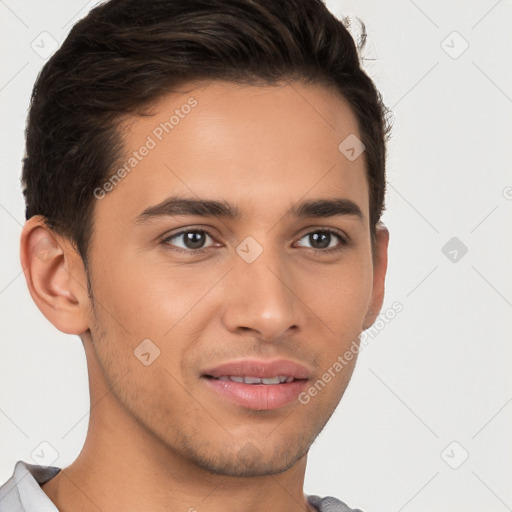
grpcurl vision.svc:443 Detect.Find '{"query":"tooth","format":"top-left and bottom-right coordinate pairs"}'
top-left (261, 376), bottom-right (280, 385)
top-left (223, 375), bottom-right (294, 384)
top-left (243, 376), bottom-right (262, 384)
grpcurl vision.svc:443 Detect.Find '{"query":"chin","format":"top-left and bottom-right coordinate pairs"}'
top-left (183, 436), bottom-right (312, 477)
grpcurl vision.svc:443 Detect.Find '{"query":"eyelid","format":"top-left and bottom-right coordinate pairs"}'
top-left (296, 226), bottom-right (348, 243)
top-left (294, 227), bottom-right (349, 252)
top-left (161, 227), bottom-right (219, 252)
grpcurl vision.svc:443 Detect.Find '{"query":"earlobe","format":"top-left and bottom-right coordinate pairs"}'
top-left (363, 222), bottom-right (389, 330)
top-left (20, 216), bottom-right (90, 335)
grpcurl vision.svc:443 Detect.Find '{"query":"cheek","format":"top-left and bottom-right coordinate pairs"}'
top-left (90, 249), bottom-right (209, 337)
top-left (89, 230), bottom-right (373, 357)
top-left (88, 250), bottom-right (231, 381)
top-left (299, 252), bottom-right (374, 341)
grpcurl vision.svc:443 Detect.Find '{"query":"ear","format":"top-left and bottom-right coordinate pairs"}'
top-left (20, 216), bottom-right (90, 335)
top-left (363, 222), bottom-right (389, 330)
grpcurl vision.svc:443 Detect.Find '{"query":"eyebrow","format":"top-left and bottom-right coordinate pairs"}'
top-left (134, 196), bottom-right (364, 224)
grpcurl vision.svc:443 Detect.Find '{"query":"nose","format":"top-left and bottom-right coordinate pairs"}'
top-left (220, 243), bottom-right (302, 342)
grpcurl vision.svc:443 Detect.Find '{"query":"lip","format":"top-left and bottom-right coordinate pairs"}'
top-left (201, 358), bottom-right (311, 410)
top-left (202, 358), bottom-right (311, 380)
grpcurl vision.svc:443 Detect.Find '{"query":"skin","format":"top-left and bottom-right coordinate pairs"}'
top-left (21, 80), bottom-right (389, 512)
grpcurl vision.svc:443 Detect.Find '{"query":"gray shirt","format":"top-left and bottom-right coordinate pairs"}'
top-left (0, 460), bottom-right (363, 512)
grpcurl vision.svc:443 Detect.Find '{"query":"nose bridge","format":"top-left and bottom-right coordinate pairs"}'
top-left (222, 235), bottom-right (299, 339)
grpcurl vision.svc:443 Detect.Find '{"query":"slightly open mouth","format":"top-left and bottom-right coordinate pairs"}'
top-left (204, 375), bottom-right (299, 385)
top-left (202, 372), bottom-right (310, 410)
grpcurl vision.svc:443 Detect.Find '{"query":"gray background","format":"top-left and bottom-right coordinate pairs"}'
top-left (1, 1), bottom-right (511, 511)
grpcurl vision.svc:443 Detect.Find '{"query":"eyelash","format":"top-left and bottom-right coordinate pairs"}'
top-left (160, 228), bottom-right (349, 255)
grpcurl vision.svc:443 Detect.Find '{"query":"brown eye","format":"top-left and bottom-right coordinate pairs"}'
top-left (162, 230), bottom-right (215, 252)
top-left (296, 229), bottom-right (347, 253)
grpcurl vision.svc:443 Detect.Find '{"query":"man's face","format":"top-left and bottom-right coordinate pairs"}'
top-left (81, 80), bottom-right (386, 476)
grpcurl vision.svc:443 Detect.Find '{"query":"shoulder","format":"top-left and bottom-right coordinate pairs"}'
top-left (307, 494), bottom-right (365, 512)
top-left (0, 460), bottom-right (61, 512)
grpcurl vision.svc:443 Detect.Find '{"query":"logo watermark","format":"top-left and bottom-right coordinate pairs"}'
top-left (298, 301), bottom-right (403, 404)
top-left (93, 96), bottom-right (198, 199)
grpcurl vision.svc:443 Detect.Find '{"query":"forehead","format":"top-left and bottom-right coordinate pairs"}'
top-left (96, 80), bottom-right (369, 226)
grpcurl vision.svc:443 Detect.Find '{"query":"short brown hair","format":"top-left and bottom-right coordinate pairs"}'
top-left (22, 0), bottom-right (392, 266)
